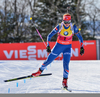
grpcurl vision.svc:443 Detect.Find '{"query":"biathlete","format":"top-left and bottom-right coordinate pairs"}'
top-left (32, 13), bottom-right (84, 89)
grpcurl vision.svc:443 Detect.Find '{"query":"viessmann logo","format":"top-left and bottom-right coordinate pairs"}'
top-left (3, 46), bottom-right (79, 60)
top-left (2, 42), bottom-right (95, 60)
top-left (83, 41), bottom-right (94, 46)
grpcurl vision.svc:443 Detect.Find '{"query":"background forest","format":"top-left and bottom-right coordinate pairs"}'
top-left (0, 0), bottom-right (100, 43)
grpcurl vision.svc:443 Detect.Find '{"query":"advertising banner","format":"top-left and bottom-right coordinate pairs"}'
top-left (0, 40), bottom-right (97, 60)
top-left (71, 40), bottom-right (97, 60)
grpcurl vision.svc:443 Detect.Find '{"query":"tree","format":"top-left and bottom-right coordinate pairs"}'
top-left (85, 0), bottom-right (100, 39)
top-left (0, 0), bottom-right (13, 43)
top-left (0, 0), bottom-right (30, 43)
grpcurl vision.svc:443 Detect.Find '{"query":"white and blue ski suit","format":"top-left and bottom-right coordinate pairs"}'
top-left (40, 22), bottom-right (83, 79)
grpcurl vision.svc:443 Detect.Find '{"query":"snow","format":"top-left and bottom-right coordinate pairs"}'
top-left (0, 60), bottom-right (100, 93)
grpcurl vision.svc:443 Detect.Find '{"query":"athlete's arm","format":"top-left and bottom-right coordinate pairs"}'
top-left (73, 25), bottom-right (83, 47)
top-left (73, 25), bottom-right (84, 55)
top-left (47, 25), bottom-right (59, 46)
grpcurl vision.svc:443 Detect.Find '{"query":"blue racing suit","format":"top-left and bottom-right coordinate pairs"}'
top-left (40, 22), bottom-right (83, 79)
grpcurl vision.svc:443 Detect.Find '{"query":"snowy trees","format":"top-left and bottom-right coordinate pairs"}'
top-left (0, 0), bottom-right (100, 43)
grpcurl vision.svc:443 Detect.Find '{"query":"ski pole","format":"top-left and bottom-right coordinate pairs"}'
top-left (35, 27), bottom-right (47, 47)
top-left (30, 17), bottom-right (47, 47)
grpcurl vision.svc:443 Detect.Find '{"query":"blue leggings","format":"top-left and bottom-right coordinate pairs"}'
top-left (40, 42), bottom-right (71, 79)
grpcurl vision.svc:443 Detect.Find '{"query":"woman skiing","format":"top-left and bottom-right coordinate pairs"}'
top-left (32, 13), bottom-right (84, 89)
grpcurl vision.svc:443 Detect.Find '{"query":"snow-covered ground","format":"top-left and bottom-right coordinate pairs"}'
top-left (0, 60), bottom-right (100, 93)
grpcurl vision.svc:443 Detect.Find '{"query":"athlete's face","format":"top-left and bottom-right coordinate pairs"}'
top-left (63, 20), bottom-right (71, 27)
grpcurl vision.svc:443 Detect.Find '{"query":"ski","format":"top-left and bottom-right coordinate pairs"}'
top-left (61, 87), bottom-right (72, 92)
top-left (4, 73), bottom-right (52, 82)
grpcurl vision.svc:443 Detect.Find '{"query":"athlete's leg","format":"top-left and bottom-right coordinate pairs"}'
top-left (62, 47), bottom-right (71, 87)
top-left (63, 47), bottom-right (71, 79)
top-left (40, 43), bottom-right (65, 71)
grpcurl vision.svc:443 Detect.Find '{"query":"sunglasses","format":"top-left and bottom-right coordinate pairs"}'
top-left (63, 20), bottom-right (71, 24)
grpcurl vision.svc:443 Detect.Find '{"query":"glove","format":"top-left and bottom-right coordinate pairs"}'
top-left (46, 46), bottom-right (51, 53)
top-left (80, 47), bottom-right (84, 55)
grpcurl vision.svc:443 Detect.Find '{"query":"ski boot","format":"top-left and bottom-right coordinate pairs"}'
top-left (62, 78), bottom-right (68, 89)
top-left (32, 68), bottom-right (43, 77)
top-left (62, 78), bottom-right (72, 92)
